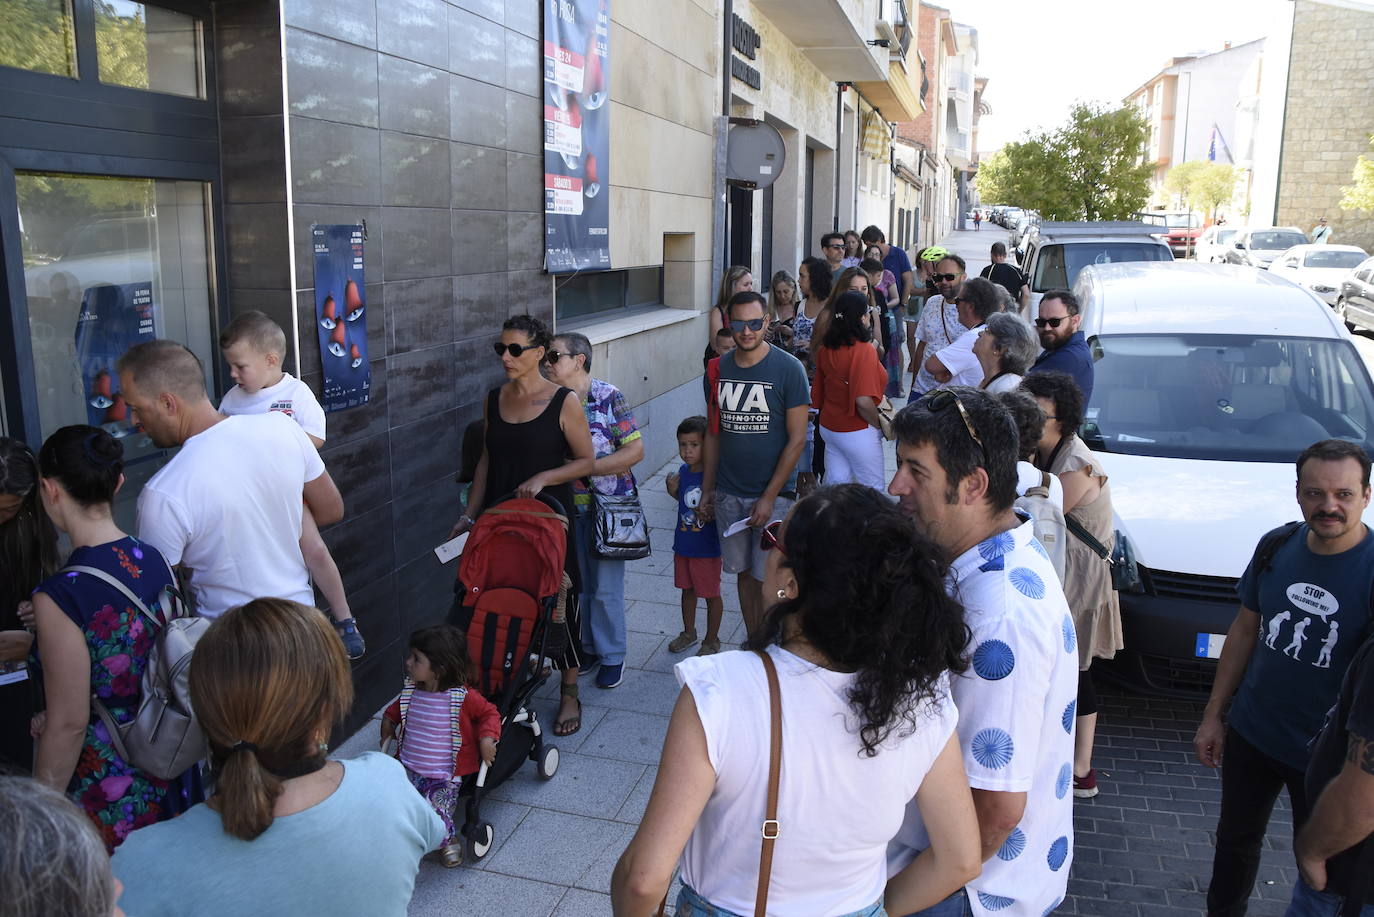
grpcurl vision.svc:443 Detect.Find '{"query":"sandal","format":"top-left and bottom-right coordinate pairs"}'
top-left (440, 843), bottom-right (463, 868)
top-left (554, 682), bottom-right (582, 737)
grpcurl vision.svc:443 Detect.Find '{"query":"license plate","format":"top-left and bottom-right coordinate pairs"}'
top-left (1195, 633), bottom-right (1226, 659)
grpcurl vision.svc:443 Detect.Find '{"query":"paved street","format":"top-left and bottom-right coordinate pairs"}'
top-left (329, 228), bottom-right (1338, 916)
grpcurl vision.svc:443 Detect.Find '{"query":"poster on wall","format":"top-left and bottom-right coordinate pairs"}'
top-left (543, 0), bottom-right (611, 273)
top-left (311, 225), bottom-right (370, 412)
top-left (74, 281), bottom-right (155, 437)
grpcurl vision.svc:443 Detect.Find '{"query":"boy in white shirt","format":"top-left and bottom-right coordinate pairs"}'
top-left (218, 311), bottom-right (364, 659)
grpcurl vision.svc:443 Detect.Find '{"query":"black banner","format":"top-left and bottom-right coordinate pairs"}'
top-left (543, 0), bottom-right (610, 273)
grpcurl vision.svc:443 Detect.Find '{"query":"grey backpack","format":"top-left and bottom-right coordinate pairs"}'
top-left (63, 560), bottom-right (209, 781)
top-left (1014, 471), bottom-right (1067, 584)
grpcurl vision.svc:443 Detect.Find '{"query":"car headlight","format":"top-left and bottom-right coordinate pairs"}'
top-left (1310, 284), bottom-right (1336, 294)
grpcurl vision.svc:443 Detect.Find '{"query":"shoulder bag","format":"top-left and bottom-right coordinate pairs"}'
top-left (1064, 515), bottom-right (1141, 592)
top-left (657, 649), bottom-right (783, 916)
top-left (591, 483), bottom-right (651, 561)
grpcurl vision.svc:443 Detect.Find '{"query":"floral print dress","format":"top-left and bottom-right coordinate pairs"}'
top-left (34, 537), bottom-right (200, 850)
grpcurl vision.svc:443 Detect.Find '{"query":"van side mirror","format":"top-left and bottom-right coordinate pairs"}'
top-left (1234, 241), bottom-right (1245, 249)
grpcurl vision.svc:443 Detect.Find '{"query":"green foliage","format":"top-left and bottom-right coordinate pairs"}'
top-left (0, 0), bottom-right (76, 76)
top-left (1164, 160), bottom-right (1238, 219)
top-left (975, 103), bottom-right (1153, 221)
top-left (1341, 135), bottom-right (1374, 213)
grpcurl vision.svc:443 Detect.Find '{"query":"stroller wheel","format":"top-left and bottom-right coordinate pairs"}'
top-left (465, 821), bottom-right (494, 862)
top-left (537, 745), bottom-right (560, 780)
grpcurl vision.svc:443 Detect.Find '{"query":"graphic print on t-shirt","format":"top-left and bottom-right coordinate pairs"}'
top-left (1263, 582), bottom-right (1343, 667)
top-left (679, 484), bottom-right (706, 533)
top-left (716, 380), bottom-right (775, 434)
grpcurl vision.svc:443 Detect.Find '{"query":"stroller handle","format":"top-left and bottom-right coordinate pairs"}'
top-left (485, 490), bottom-right (569, 519)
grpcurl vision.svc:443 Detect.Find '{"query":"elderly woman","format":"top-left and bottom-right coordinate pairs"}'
top-left (611, 485), bottom-right (980, 917)
top-left (0, 438), bottom-right (58, 772)
top-left (113, 598), bottom-right (444, 916)
top-left (974, 312), bottom-right (1039, 393)
top-left (1021, 371), bottom-right (1123, 800)
top-left (544, 332), bottom-right (644, 691)
top-left (1, 775), bottom-right (128, 917)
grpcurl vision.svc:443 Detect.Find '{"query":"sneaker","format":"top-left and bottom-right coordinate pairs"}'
top-left (667, 630), bottom-right (699, 653)
top-left (696, 638), bottom-right (721, 656)
top-left (595, 663), bottom-right (624, 689)
top-left (333, 617), bottom-right (366, 660)
top-left (1073, 769), bottom-right (1099, 798)
top-left (578, 654), bottom-right (601, 676)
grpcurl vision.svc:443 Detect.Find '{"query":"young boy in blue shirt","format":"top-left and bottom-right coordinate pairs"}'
top-left (665, 416), bottom-right (723, 655)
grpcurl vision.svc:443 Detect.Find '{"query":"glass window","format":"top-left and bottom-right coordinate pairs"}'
top-left (1304, 250), bottom-right (1366, 270)
top-left (1084, 334), bottom-right (1374, 463)
top-left (95, 1), bottom-right (204, 98)
top-left (1247, 231), bottom-right (1307, 251)
top-left (1032, 242), bottom-right (1172, 292)
top-left (556, 267), bottom-right (663, 321)
top-left (17, 171), bottom-right (215, 529)
top-left (0, 0), bottom-right (76, 77)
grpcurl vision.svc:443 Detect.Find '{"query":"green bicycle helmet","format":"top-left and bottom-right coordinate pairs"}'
top-left (919, 246), bottom-right (949, 262)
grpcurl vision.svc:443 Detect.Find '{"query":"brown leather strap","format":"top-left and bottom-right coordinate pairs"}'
top-left (755, 649), bottom-right (783, 917)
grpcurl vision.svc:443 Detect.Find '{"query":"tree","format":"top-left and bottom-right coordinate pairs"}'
top-left (1164, 160), bottom-right (1239, 219)
top-left (1341, 134), bottom-right (1374, 213)
top-left (975, 103), bottom-right (1152, 221)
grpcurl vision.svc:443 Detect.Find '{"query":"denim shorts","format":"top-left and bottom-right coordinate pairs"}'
top-left (676, 882), bottom-right (886, 917)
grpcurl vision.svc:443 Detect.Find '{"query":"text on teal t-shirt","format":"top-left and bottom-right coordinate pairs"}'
top-left (713, 345), bottom-right (810, 499)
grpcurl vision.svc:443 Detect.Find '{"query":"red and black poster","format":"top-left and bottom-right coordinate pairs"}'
top-left (543, 0), bottom-right (610, 273)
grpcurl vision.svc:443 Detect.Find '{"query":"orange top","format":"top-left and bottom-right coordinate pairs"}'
top-left (812, 342), bottom-right (886, 433)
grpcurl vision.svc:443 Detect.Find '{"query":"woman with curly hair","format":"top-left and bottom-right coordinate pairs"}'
top-left (612, 485), bottom-right (981, 917)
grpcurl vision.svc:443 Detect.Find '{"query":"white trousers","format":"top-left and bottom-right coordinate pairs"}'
top-left (819, 424), bottom-right (886, 491)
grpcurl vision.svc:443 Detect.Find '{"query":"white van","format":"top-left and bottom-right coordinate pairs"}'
top-left (1020, 221), bottom-right (1172, 319)
top-left (1072, 261), bottom-right (1374, 695)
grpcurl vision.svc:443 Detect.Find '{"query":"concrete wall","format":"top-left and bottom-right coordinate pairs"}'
top-left (1275, 0), bottom-right (1374, 251)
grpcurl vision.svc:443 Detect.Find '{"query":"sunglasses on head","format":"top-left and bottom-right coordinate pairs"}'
top-left (493, 341), bottom-right (538, 358)
top-left (1034, 317), bottom-right (1066, 329)
top-left (759, 520), bottom-right (785, 554)
top-left (730, 318), bottom-right (766, 334)
top-left (925, 389), bottom-right (989, 467)
top-left (933, 272), bottom-right (961, 283)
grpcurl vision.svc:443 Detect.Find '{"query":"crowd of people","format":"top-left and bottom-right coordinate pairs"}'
top-left (1, 228), bottom-right (1373, 917)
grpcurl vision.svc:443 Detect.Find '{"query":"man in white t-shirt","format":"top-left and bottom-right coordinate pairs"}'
top-left (117, 340), bottom-right (344, 618)
top-left (911, 255), bottom-right (968, 397)
top-left (925, 277), bottom-right (1003, 390)
top-left (888, 387), bottom-right (1078, 917)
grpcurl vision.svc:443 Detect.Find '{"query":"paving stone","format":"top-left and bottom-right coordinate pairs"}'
top-left (552, 889), bottom-right (616, 916)
top-left (615, 766), bottom-right (658, 823)
top-left (485, 749), bottom-right (644, 819)
top-left (572, 820), bottom-right (635, 891)
top-left (409, 867), bottom-right (562, 916)
top-left (481, 809), bottom-right (627, 886)
top-left (578, 709), bottom-right (672, 766)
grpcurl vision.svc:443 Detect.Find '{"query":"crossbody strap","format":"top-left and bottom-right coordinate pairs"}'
top-left (754, 649), bottom-right (783, 917)
top-left (61, 565), bottom-right (162, 629)
top-left (1064, 514), bottom-right (1111, 561)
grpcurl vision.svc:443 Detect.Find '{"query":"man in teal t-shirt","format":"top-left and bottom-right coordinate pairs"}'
top-left (700, 291), bottom-right (809, 638)
top-left (1193, 440), bottom-right (1374, 917)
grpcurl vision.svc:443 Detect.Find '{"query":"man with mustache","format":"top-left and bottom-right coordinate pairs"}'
top-left (1193, 440), bottom-right (1374, 917)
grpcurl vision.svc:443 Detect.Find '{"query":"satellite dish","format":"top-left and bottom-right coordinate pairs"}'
top-left (726, 119), bottom-right (786, 190)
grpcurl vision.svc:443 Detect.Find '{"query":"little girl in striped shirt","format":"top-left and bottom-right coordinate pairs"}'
top-left (381, 625), bottom-right (501, 867)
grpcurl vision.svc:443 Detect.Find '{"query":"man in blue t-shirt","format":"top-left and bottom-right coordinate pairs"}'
top-left (1193, 440), bottom-right (1374, 917)
top-left (1028, 290), bottom-right (1093, 404)
top-left (700, 291), bottom-right (810, 638)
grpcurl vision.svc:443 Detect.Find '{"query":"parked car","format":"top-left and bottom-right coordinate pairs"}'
top-left (1136, 211), bottom-right (1203, 257)
top-left (1017, 221), bottom-right (1173, 317)
top-left (1072, 261), bottom-right (1374, 696)
top-left (1223, 226), bottom-right (1309, 269)
top-left (1001, 206), bottom-right (1024, 228)
top-left (1194, 224), bottom-right (1239, 263)
top-left (1337, 255), bottom-right (1374, 332)
top-left (1269, 244), bottom-right (1369, 306)
top-left (1009, 211), bottom-right (1039, 259)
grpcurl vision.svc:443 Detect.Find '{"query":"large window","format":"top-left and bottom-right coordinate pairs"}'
top-left (95, 1), bottom-right (204, 97)
top-left (1031, 242), bottom-right (1172, 292)
top-left (0, 0), bottom-right (77, 76)
top-left (556, 267), bottom-right (663, 321)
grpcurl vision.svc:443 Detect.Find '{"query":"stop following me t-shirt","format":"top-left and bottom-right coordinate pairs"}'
top-left (712, 345), bottom-right (810, 499)
top-left (1229, 524), bottom-right (1374, 770)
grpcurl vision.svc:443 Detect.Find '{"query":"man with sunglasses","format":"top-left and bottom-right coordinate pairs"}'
top-left (1027, 290), bottom-right (1093, 404)
top-left (887, 388), bottom-right (1077, 917)
top-left (821, 232), bottom-right (847, 277)
top-left (700, 291), bottom-right (810, 638)
top-left (911, 255), bottom-right (970, 398)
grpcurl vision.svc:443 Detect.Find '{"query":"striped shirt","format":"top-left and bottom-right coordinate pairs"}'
top-left (398, 690), bottom-right (458, 778)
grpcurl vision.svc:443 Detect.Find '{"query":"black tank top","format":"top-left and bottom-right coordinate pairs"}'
top-left (484, 386), bottom-right (576, 517)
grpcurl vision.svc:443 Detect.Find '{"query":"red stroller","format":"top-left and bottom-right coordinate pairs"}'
top-left (454, 492), bottom-right (566, 861)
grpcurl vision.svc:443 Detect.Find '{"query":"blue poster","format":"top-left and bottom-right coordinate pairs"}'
top-left (543, 0), bottom-right (611, 272)
top-left (311, 224), bottom-right (370, 412)
top-left (74, 281), bottom-right (155, 436)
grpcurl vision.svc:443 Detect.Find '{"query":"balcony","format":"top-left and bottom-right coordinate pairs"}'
top-left (753, 0), bottom-right (886, 81)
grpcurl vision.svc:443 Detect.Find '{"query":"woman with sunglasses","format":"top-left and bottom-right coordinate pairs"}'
top-left (542, 332), bottom-right (644, 691)
top-left (810, 291), bottom-right (889, 491)
top-left (449, 314), bottom-right (595, 737)
top-left (612, 485), bottom-right (980, 917)
top-left (1020, 371), bottom-right (1122, 800)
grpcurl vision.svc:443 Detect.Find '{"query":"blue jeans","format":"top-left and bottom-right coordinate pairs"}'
top-left (902, 888), bottom-right (971, 917)
top-left (676, 882), bottom-right (885, 917)
top-left (1286, 877), bottom-right (1374, 917)
top-left (573, 510), bottom-right (627, 665)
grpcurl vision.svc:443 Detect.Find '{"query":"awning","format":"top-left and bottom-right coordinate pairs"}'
top-left (861, 108), bottom-right (891, 162)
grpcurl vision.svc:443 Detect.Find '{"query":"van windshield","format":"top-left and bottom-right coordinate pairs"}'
top-left (1032, 242), bottom-right (1172, 291)
top-left (1083, 334), bottom-right (1374, 462)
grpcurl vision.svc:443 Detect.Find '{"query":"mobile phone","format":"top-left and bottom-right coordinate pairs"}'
top-left (434, 532), bottom-right (470, 564)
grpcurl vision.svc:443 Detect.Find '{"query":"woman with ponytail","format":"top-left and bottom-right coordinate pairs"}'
top-left (29, 425), bottom-right (198, 849)
top-left (613, 485), bottom-right (982, 917)
top-left (113, 598), bottom-right (443, 916)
